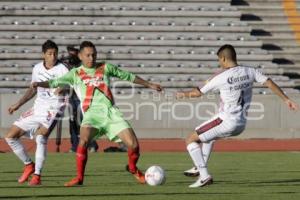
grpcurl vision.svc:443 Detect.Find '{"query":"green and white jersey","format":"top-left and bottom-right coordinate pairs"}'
top-left (49, 63), bottom-right (136, 112)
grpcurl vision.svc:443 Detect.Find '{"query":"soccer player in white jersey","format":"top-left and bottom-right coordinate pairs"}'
top-left (4, 40), bottom-right (69, 186)
top-left (176, 44), bottom-right (299, 188)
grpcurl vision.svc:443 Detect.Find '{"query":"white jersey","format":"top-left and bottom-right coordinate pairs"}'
top-left (31, 61), bottom-right (69, 110)
top-left (199, 66), bottom-right (268, 124)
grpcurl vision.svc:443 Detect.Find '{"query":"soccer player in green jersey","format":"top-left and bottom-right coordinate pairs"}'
top-left (32, 41), bottom-right (163, 186)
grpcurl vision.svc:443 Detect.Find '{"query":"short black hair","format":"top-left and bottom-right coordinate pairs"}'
top-left (79, 41), bottom-right (96, 52)
top-left (67, 45), bottom-right (79, 53)
top-left (42, 40), bottom-right (58, 53)
top-left (217, 44), bottom-right (237, 61)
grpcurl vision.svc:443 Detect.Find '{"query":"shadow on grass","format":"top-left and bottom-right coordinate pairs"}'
top-left (255, 179), bottom-right (300, 184)
top-left (0, 171), bottom-right (20, 174)
top-left (0, 191), bottom-right (245, 199)
top-left (0, 185), bottom-right (67, 189)
top-left (220, 178), bottom-right (300, 187)
top-left (218, 170), bottom-right (300, 176)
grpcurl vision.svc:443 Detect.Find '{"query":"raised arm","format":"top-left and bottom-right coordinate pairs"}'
top-left (8, 87), bottom-right (37, 114)
top-left (263, 79), bottom-right (299, 111)
top-left (106, 63), bottom-right (163, 92)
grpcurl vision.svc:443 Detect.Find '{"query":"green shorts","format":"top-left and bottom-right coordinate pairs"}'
top-left (81, 106), bottom-right (131, 142)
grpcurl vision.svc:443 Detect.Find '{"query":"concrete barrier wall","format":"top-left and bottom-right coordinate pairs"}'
top-left (1, 93), bottom-right (300, 139)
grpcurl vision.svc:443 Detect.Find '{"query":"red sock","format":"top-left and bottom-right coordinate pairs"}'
top-left (76, 146), bottom-right (88, 181)
top-left (127, 146), bottom-right (140, 173)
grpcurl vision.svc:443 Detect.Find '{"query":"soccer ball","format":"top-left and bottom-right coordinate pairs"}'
top-left (145, 165), bottom-right (166, 186)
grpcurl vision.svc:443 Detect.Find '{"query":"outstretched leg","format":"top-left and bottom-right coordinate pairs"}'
top-left (5, 125), bottom-right (34, 183)
top-left (117, 128), bottom-right (145, 184)
top-left (186, 132), bottom-right (213, 188)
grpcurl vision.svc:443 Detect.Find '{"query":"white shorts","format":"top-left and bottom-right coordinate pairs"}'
top-left (194, 114), bottom-right (245, 143)
top-left (13, 106), bottom-right (63, 139)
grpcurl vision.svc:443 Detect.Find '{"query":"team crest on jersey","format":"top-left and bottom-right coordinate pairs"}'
top-left (83, 77), bottom-right (104, 87)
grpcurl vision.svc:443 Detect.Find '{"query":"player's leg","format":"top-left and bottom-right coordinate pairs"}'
top-left (28, 126), bottom-right (50, 186)
top-left (117, 128), bottom-right (145, 184)
top-left (69, 119), bottom-right (79, 152)
top-left (184, 116), bottom-right (219, 177)
top-left (102, 106), bottom-right (145, 183)
top-left (186, 131), bottom-right (213, 188)
top-left (69, 96), bottom-right (80, 152)
top-left (5, 114), bottom-right (36, 184)
top-left (5, 125), bottom-right (32, 165)
top-left (64, 125), bottom-right (98, 187)
top-left (185, 116), bottom-right (225, 187)
top-left (187, 117), bottom-right (240, 188)
top-left (118, 128), bottom-right (139, 173)
top-left (202, 140), bottom-right (215, 165)
top-left (28, 109), bottom-right (64, 185)
top-left (184, 140), bottom-right (215, 177)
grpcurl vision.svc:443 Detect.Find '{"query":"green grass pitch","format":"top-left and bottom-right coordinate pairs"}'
top-left (0, 152), bottom-right (300, 200)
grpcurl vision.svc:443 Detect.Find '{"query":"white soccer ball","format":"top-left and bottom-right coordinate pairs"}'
top-left (145, 165), bottom-right (166, 186)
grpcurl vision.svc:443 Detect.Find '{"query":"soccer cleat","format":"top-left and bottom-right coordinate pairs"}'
top-left (132, 169), bottom-right (146, 184)
top-left (29, 174), bottom-right (41, 186)
top-left (68, 149), bottom-right (76, 153)
top-left (126, 165), bottom-right (146, 184)
top-left (64, 177), bottom-right (83, 187)
top-left (18, 162), bottom-right (35, 183)
top-left (89, 146), bottom-right (98, 153)
top-left (188, 176), bottom-right (213, 188)
top-left (184, 166), bottom-right (200, 177)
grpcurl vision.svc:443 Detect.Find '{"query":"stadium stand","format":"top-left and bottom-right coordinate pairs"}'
top-left (0, 0), bottom-right (296, 93)
top-left (0, 0), bottom-right (299, 139)
top-left (233, 0), bottom-right (300, 85)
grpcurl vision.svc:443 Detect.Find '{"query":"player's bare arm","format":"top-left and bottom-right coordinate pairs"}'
top-left (263, 79), bottom-right (299, 111)
top-left (133, 76), bottom-right (163, 92)
top-left (31, 82), bottom-right (67, 96)
top-left (31, 81), bottom-right (50, 89)
top-left (8, 87), bottom-right (37, 115)
top-left (176, 88), bottom-right (203, 99)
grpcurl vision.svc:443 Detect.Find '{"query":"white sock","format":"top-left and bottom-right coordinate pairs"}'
top-left (202, 140), bottom-right (215, 165)
top-left (35, 135), bottom-right (48, 175)
top-left (187, 142), bottom-right (209, 179)
top-left (5, 138), bottom-right (32, 165)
